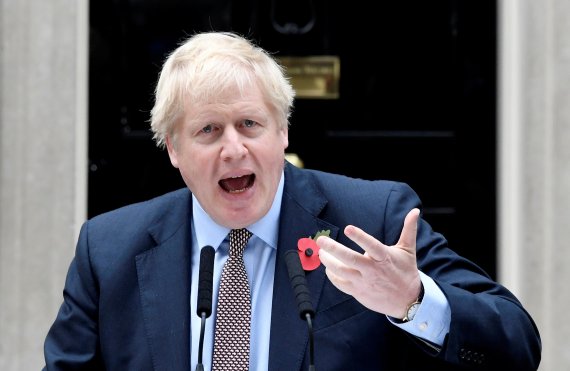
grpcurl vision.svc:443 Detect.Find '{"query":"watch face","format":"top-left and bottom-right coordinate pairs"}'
top-left (407, 303), bottom-right (420, 321)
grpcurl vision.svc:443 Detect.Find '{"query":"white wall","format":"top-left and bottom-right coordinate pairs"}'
top-left (499, 0), bottom-right (570, 369)
top-left (0, 0), bottom-right (88, 369)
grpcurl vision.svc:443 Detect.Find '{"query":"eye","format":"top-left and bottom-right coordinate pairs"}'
top-left (201, 124), bottom-right (213, 134)
top-left (243, 119), bottom-right (256, 128)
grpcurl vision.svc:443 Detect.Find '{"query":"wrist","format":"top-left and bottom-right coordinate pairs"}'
top-left (402, 282), bottom-right (424, 322)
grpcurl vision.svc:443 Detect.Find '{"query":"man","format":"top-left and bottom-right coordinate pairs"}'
top-left (43, 31), bottom-right (541, 370)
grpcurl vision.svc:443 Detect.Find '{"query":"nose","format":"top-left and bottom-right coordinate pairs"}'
top-left (220, 127), bottom-right (248, 160)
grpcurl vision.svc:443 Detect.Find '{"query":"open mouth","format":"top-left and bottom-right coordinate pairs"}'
top-left (219, 174), bottom-right (255, 194)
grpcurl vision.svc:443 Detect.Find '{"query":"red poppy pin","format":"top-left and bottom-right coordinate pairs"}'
top-left (297, 230), bottom-right (331, 271)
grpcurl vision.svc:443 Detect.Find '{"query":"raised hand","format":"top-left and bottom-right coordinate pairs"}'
top-left (317, 208), bottom-right (422, 318)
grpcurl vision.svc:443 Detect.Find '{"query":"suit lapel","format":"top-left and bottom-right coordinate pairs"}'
top-left (269, 163), bottom-right (339, 371)
top-left (135, 192), bottom-right (193, 371)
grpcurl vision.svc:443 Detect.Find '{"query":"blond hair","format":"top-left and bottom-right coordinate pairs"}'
top-left (150, 32), bottom-right (295, 148)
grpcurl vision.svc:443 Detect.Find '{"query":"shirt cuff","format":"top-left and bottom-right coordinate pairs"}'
top-left (387, 271), bottom-right (450, 346)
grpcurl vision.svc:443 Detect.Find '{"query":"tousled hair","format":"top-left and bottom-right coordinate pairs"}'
top-left (150, 31), bottom-right (295, 148)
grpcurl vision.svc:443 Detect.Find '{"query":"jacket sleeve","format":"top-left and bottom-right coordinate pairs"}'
top-left (43, 221), bottom-right (103, 370)
top-left (385, 182), bottom-right (542, 370)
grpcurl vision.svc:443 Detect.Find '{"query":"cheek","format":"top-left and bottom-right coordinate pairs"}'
top-left (179, 148), bottom-right (216, 181)
top-left (176, 158), bottom-right (202, 193)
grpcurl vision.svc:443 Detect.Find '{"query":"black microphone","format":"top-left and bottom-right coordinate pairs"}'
top-left (196, 245), bottom-right (215, 371)
top-left (197, 245), bottom-right (215, 317)
top-left (285, 250), bottom-right (316, 371)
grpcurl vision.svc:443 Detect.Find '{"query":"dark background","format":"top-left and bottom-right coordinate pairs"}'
top-left (88, 0), bottom-right (497, 277)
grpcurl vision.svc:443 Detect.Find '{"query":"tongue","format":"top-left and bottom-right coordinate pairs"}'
top-left (220, 175), bottom-right (252, 192)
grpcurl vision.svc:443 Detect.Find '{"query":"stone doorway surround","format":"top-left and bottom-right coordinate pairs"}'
top-left (1, 0), bottom-right (569, 369)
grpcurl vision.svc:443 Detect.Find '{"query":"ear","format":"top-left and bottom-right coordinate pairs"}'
top-left (165, 135), bottom-right (180, 168)
top-left (281, 126), bottom-right (289, 150)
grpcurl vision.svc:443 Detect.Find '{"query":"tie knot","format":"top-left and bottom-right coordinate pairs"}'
top-left (229, 228), bottom-right (252, 258)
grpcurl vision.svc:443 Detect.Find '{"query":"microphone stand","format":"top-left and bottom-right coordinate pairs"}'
top-left (306, 313), bottom-right (315, 371)
top-left (196, 312), bottom-right (207, 371)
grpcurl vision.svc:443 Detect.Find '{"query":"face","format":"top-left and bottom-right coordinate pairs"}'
top-left (166, 83), bottom-right (289, 229)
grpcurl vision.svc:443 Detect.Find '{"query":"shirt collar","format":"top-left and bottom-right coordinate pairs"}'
top-left (192, 171), bottom-right (284, 250)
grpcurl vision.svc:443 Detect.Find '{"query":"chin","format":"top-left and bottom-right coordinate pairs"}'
top-left (213, 210), bottom-right (252, 229)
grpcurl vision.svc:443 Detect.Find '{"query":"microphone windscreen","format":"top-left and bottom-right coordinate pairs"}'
top-left (197, 245), bottom-right (215, 317)
top-left (284, 250), bottom-right (315, 319)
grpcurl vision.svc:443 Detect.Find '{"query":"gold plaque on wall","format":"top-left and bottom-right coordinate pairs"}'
top-left (277, 56), bottom-right (340, 99)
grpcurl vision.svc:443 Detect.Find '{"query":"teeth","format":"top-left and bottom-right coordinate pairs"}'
top-left (228, 188), bottom-right (247, 194)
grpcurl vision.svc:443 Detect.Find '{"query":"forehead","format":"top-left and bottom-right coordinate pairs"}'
top-left (185, 65), bottom-right (256, 101)
top-left (186, 82), bottom-right (271, 115)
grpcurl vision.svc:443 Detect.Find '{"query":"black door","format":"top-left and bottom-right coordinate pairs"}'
top-left (88, 0), bottom-right (497, 278)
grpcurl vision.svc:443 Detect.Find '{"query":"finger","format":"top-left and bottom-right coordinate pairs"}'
top-left (319, 247), bottom-right (360, 276)
top-left (323, 267), bottom-right (353, 295)
top-left (397, 208), bottom-right (420, 250)
top-left (317, 245), bottom-right (341, 269)
top-left (343, 224), bottom-right (389, 263)
top-left (316, 235), bottom-right (368, 269)
top-left (319, 249), bottom-right (358, 293)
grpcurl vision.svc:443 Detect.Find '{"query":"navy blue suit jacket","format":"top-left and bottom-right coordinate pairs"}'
top-left (44, 163), bottom-right (541, 370)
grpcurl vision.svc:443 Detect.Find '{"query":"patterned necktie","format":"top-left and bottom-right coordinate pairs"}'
top-left (212, 228), bottom-right (253, 371)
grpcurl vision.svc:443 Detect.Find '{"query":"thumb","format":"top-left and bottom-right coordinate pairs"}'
top-left (397, 208), bottom-right (420, 251)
